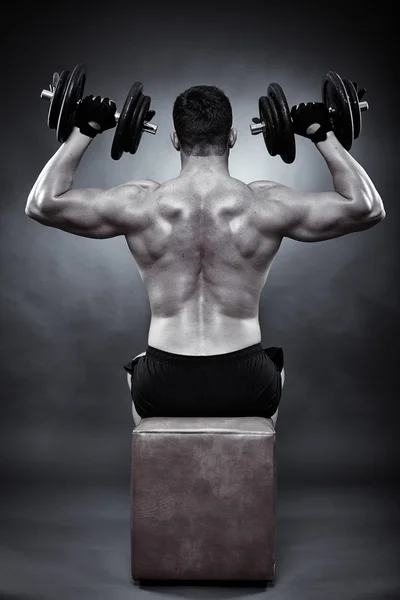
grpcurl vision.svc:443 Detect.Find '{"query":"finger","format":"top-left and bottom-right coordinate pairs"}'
top-left (52, 72), bottom-right (60, 90)
top-left (104, 97), bottom-right (114, 109)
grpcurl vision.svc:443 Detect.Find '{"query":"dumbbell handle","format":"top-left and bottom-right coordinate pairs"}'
top-left (40, 88), bottom-right (158, 135)
top-left (250, 122), bottom-right (266, 135)
top-left (250, 100), bottom-right (369, 135)
top-left (329, 100), bottom-right (369, 113)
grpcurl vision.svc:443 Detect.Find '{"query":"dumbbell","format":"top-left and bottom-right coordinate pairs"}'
top-left (250, 71), bottom-right (369, 163)
top-left (40, 63), bottom-right (158, 160)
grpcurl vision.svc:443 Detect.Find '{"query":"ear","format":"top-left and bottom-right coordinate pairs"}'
top-left (170, 131), bottom-right (180, 151)
top-left (229, 127), bottom-right (237, 148)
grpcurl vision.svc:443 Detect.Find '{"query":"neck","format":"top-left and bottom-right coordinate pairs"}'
top-left (179, 151), bottom-right (230, 176)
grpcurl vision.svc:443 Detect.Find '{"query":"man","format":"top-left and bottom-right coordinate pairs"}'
top-left (25, 87), bottom-right (385, 429)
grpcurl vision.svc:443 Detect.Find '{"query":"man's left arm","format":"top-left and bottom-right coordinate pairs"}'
top-left (25, 127), bottom-right (152, 238)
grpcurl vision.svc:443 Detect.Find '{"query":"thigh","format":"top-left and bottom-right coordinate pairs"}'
top-left (125, 351), bottom-right (146, 425)
top-left (243, 349), bottom-right (284, 418)
top-left (264, 346), bottom-right (284, 373)
top-left (268, 367), bottom-right (285, 427)
top-left (125, 351), bottom-right (146, 376)
top-left (126, 351), bottom-right (146, 387)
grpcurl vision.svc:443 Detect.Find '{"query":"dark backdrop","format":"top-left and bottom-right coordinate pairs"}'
top-left (1, 1), bottom-right (398, 491)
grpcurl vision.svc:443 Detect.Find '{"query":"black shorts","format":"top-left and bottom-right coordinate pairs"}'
top-left (123, 343), bottom-right (284, 419)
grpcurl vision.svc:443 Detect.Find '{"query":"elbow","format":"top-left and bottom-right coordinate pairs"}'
top-left (351, 191), bottom-right (386, 223)
top-left (25, 198), bottom-right (44, 220)
top-left (364, 209), bottom-right (386, 232)
top-left (25, 202), bottom-right (39, 219)
top-left (25, 203), bottom-right (52, 225)
top-left (361, 207), bottom-right (386, 226)
top-left (25, 203), bottom-right (37, 218)
top-left (376, 207), bottom-right (386, 222)
top-left (25, 202), bottom-right (49, 224)
top-left (25, 192), bottom-right (54, 220)
top-left (368, 195), bottom-right (386, 223)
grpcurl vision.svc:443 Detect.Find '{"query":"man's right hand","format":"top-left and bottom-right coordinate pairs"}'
top-left (291, 102), bottom-right (333, 143)
top-left (74, 95), bottom-right (117, 138)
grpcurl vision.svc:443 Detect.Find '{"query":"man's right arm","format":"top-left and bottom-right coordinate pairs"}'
top-left (252, 131), bottom-right (386, 242)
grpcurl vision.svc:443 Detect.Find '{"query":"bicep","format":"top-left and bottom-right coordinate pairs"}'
top-left (265, 185), bottom-right (377, 242)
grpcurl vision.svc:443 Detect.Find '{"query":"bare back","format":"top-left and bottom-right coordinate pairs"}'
top-left (125, 176), bottom-right (281, 355)
top-left (25, 128), bottom-right (384, 357)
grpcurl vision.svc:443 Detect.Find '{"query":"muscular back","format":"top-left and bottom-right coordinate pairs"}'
top-left (26, 126), bottom-right (383, 355)
top-left (126, 176), bottom-right (281, 354)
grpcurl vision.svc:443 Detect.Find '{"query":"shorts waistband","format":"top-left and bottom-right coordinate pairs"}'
top-left (145, 343), bottom-right (264, 365)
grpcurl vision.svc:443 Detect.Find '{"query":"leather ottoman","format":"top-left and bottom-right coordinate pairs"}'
top-left (130, 416), bottom-right (276, 582)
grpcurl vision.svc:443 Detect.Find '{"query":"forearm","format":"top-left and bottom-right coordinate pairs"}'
top-left (315, 131), bottom-right (385, 218)
top-left (26, 128), bottom-right (93, 212)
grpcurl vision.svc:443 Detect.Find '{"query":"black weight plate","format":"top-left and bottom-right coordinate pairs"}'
top-left (48, 69), bottom-right (70, 130)
top-left (267, 92), bottom-right (282, 149)
top-left (129, 95), bottom-right (151, 154)
top-left (268, 82), bottom-right (295, 164)
top-left (111, 82), bottom-right (143, 160)
top-left (125, 93), bottom-right (147, 153)
top-left (343, 78), bottom-right (361, 139)
top-left (57, 63), bottom-right (86, 143)
top-left (122, 91), bottom-right (146, 153)
top-left (259, 95), bottom-right (277, 156)
top-left (322, 71), bottom-right (353, 151)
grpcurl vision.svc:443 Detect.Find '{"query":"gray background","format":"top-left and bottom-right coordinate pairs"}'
top-left (2, 1), bottom-right (397, 488)
top-left (1, 1), bottom-right (399, 597)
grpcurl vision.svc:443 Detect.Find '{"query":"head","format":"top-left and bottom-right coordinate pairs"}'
top-left (171, 85), bottom-right (236, 157)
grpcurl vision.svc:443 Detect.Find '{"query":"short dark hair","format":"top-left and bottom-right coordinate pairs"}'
top-left (173, 85), bottom-right (233, 156)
